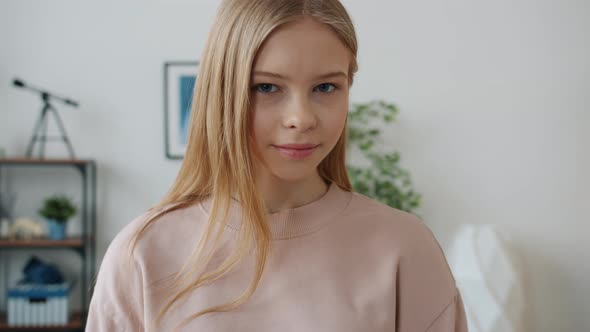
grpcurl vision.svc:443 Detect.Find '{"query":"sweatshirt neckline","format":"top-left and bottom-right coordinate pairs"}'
top-left (197, 182), bottom-right (352, 240)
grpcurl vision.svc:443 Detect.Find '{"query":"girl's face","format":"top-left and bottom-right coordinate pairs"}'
top-left (249, 16), bottom-right (351, 183)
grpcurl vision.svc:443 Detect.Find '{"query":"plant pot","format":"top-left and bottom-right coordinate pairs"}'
top-left (46, 219), bottom-right (67, 240)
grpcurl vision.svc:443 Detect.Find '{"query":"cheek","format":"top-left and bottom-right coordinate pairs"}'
top-left (320, 106), bottom-right (348, 142)
top-left (247, 116), bottom-right (267, 166)
top-left (249, 109), bottom-right (277, 157)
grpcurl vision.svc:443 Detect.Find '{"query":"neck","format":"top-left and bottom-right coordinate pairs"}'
top-left (256, 173), bottom-right (329, 214)
top-left (228, 170), bottom-right (330, 214)
top-left (199, 177), bottom-right (351, 240)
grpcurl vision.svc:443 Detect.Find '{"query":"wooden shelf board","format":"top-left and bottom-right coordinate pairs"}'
top-left (0, 311), bottom-right (83, 330)
top-left (0, 158), bottom-right (94, 166)
top-left (0, 237), bottom-right (86, 248)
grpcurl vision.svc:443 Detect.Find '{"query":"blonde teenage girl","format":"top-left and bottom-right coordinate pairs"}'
top-left (86, 0), bottom-right (468, 331)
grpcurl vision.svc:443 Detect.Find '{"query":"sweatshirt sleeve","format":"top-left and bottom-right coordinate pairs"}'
top-left (424, 289), bottom-right (468, 332)
top-left (395, 217), bottom-right (469, 332)
top-left (86, 221), bottom-right (146, 331)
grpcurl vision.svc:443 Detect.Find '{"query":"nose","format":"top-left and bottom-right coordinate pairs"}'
top-left (282, 94), bottom-right (317, 132)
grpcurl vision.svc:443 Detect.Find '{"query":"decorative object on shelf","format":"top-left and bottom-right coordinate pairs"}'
top-left (21, 255), bottom-right (65, 284)
top-left (0, 191), bottom-right (17, 237)
top-left (0, 218), bottom-right (10, 238)
top-left (11, 78), bottom-right (79, 159)
top-left (346, 100), bottom-right (422, 216)
top-left (446, 223), bottom-right (525, 332)
top-left (7, 281), bottom-right (72, 327)
top-left (8, 217), bottom-right (46, 240)
top-left (38, 195), bottom-right (77, 240)
top-left (0, 191), bottom-right (17, 220)
top-left (7, 256), bottom-right (72, 327)
top-left (164, 61), bottom-right (200, 160)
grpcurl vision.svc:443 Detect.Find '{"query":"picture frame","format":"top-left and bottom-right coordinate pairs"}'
top-left (163, 61), bottom-right (199, 160)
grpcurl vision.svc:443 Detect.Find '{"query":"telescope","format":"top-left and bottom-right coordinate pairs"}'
top-left (12, 78), bottom-right (79, 159)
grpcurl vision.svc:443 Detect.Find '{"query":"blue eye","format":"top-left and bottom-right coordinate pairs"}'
top-left (315, 83), bottom-right (337, 93)
top-left (255, 84), bottom-right (278, 93)
top-left (252, 83), bottom-right (338, 94)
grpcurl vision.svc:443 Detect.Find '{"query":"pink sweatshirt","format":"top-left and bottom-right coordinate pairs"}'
top-left (86, 182), bottom-right (468, 331)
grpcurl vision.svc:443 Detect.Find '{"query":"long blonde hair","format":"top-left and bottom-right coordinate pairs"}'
top-left (128, 0), bottom-right (358, 330)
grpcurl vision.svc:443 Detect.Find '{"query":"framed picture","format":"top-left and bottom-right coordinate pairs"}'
top-left (164, 61), bottom-right (199, 159)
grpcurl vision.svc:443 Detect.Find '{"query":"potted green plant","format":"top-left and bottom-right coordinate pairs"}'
top-left (346, 100), bottom-right (422, 218)
top-left (38, 195), bottom-right (77, 240)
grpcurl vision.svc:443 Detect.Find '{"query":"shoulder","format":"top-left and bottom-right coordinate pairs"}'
top-left (346, 192), bottom-right (460, 326)
top-left (348, 190), bottom-right (456, 277)
top-left (88, 207), bottom-right (163, 330)
top-left (88, 203), bottom-right (208, 329)
top-left (346, 192), bottom-right (439, 252)
top-left (105, 202), bottom-right (209, 262)
top-left (87, 210), bottom-right (152, 330)
top-left (92, 208), bottom-right (159, 290)
top-left (346, 191), bottom-right (419, 226)
top-left (97, 201), bottom-right (217, 293)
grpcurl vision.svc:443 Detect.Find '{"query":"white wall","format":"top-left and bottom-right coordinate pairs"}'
top-left (1, 0), bottom-right (588, 330)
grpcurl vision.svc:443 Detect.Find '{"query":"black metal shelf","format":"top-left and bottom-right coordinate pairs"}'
top-left (0, 237), bottom-right (86, 248)
top-left (0, 158), bottom-right (96, 332)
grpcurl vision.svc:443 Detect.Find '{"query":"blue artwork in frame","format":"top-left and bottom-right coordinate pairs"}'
top-left (164, 61), bottom-right (199, 159)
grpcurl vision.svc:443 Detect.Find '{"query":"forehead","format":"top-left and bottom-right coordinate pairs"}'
top-left (252, 17), bottom-right (350, 80)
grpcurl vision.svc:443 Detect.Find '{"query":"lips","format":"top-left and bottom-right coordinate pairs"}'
top-left (272, 143), bottom-right (319, 160)
top-left (273, 143), bottom-right (319, 149)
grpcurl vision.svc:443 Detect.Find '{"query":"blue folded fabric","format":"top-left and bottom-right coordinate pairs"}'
top-left (20, 256), bottom-right (64, 284)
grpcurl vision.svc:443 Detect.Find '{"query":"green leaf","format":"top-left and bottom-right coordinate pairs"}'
top-left (346, 99), bottom-right (421, 215)
top-left (38, 195), bottom-right (77, 222)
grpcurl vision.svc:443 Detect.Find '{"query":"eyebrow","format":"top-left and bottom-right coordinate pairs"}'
top-left (252, 70), bottom-right (348, 81)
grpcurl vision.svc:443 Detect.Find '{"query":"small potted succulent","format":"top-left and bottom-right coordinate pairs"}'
top-left (38, 195), bottom-right (77, 240)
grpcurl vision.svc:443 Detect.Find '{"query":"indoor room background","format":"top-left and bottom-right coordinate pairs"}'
top-left (0, 0), bottom-right (588, 331)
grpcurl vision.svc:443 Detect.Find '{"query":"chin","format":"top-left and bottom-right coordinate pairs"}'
top-left (268, 163), bottom-right (321, 182)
